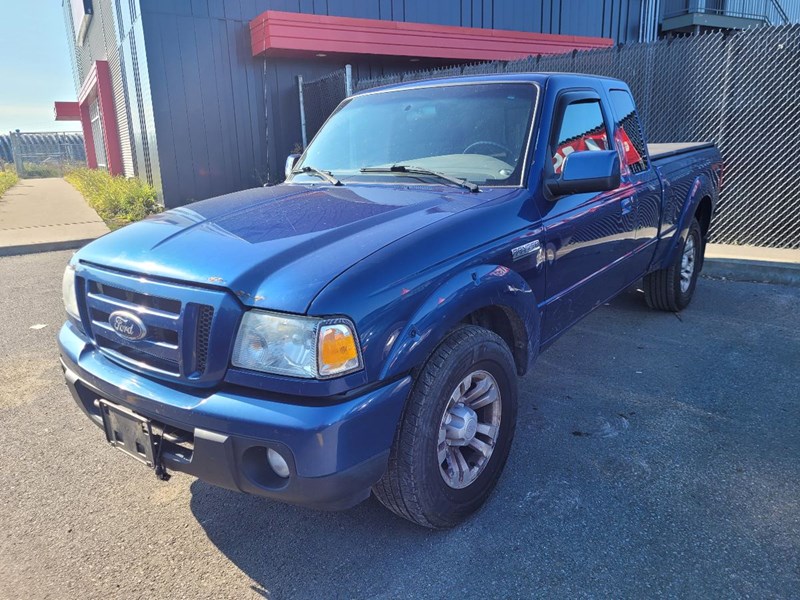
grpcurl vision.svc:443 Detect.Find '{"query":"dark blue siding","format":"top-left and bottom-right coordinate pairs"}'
top-left (138, 0), bottom-right (643, 207)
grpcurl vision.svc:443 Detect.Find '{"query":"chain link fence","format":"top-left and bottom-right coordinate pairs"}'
top-left (298, 67), bottom-right (352, 146)
top-left (299, 25), bottom-right (800, 249)
top-left (0, 131), bottom-right (87, 178)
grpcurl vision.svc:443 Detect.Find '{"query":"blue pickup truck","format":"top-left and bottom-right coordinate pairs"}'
top-left (59, 73), bottom-right (722, 528)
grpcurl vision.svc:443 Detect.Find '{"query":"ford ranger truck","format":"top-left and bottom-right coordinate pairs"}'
top-left (59, 74), bottom-right (722, 528)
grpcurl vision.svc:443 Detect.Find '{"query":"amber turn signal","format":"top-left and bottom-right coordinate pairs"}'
top-left (317, 323), bottom-right (361, 377)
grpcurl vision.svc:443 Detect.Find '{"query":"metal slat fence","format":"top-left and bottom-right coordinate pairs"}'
top-left (299, 25), bottom-right (800, 249)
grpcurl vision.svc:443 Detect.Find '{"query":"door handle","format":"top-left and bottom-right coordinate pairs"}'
top-left (621, 198), bottom-right (634, 215)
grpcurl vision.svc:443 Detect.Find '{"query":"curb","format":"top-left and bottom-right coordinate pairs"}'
top-left (702, 257), bottom-right (800, 287)
top-left (0, 239), bottom-right (95, 258)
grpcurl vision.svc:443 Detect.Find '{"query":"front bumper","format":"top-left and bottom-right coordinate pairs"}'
top-left (59, 322), bottom-right (411, 510)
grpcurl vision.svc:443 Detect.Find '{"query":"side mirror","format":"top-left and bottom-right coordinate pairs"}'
top-left (284, 154), bottom-right (301, 180)
top-left (546, 150), bottom-right (621, 198)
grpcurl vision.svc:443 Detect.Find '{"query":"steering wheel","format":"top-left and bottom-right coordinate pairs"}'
top-left (462, 140), bottom-right (514, 161)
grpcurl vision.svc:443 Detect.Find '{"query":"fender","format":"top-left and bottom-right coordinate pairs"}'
top-left (657, 173), bottom-right (716, 270)
top-left (379, 264), bottom-right (541, 381)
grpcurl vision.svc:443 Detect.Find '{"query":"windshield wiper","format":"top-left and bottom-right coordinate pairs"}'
top-left (292, 165), bottom-right (342, 186)
top-left (360, 164), bottom-right (480, 192)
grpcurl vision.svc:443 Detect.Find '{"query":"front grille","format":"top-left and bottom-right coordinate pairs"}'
top-left (89, 281), bottom-right (181, 313)
top-left (93, 330), bottom-right (181, 375)
top-left (83, 276), bottom-right (217, 382)
top-left (91, 307), bottom-right (179, 345)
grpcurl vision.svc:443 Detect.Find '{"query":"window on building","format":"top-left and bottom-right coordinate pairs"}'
top-left (89, 99), bottom-right (107, 169)
top-left (609, 89), bottom-right (648, 174)
top-left (552, 99), bottom-right (608, 174)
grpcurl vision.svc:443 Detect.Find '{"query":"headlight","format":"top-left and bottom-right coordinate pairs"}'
top-left (62, 264), bottom-right (80, 321)
top-left (231, 311), bottom-right (362, 379)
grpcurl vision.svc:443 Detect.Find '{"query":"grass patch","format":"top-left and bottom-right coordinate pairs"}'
top-left (0, 165), bottom-right (19, 197)
top-left (19, 162), bottom-right (67, 178)
top-left (65, 168), bottom-right (162, 230)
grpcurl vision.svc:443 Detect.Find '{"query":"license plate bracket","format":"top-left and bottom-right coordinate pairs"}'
top-left (98, 399), bottom-right (156, 468)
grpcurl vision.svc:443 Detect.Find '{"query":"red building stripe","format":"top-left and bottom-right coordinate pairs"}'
top-left (70, 60), bottom-right (123, 176)
top-left (250, 11), bottom-right (613, 60)
top-left (94, 61), bottom-right (123, 177)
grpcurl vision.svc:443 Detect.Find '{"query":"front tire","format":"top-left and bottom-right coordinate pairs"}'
top-left (643, 218), bottom-right (703, 312)
top-left (373, 326), bottom-right (518, 528)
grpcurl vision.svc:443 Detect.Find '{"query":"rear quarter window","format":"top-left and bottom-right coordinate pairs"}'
top-left (609, 90), bottom-right (649, 174)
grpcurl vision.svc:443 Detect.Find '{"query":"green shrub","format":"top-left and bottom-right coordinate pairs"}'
top-left (64, 168), bottom-right (162, 230)
top-left (0, 164), bottom-right (19, 197)
top-left (19, 162), bottom-right (65, 178)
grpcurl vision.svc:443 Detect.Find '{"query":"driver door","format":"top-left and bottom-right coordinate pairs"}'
top-left (538, 90), bottom-right (636, 343)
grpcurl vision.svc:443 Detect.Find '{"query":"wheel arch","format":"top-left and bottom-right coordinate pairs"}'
top-left (461, 304), bottom-right (531, 375)
top-left (660, 173), bottom-right (716, 270)
top-left (378, 264), bottom-right (541, 381)
top-left (695, 194), bottom-right (713, 239)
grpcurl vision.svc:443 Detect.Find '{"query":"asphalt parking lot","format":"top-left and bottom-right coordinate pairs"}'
top-left (0, 250), bottom-right (798, 599)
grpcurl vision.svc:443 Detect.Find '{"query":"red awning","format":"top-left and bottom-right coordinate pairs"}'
top-left (54, 101), bottom-right (81, 121)
top-left (250, 11), bottom-right (613, 60)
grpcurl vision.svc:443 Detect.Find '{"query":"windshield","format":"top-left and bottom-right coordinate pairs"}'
top-left (293, 82), bottom-right (538, 187)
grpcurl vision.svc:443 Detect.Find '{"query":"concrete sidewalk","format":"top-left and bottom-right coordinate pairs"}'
top-left (0, 178), bottom-right (109, 256)
top-left (705, 243), bottom-right (800, 286)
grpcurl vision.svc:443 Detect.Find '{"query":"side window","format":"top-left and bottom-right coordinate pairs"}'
top-left (552, 99), bottom-right (608, 174)
top-left (609, 89), bottom-right (649, 174)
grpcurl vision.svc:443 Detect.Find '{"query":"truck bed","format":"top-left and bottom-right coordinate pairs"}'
top-left (647, 142), bottom-right (715, 160)
top-left (644, 139), bottom-right (721, 269)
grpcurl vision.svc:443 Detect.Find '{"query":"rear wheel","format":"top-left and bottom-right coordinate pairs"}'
top-left (643, 218), bottom-right (703, 312)
top-left (373, 325), bottom-right (518, 528)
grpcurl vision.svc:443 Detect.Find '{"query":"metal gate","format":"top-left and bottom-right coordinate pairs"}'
top-left (0, 131), bottom-right (87, 178)
top-left (299, 25), bottom-right (800, 249)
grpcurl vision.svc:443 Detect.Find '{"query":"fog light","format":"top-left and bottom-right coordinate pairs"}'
top-left (267, 448), bottom-right (290, 478)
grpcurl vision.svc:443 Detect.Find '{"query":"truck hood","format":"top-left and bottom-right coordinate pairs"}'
top-left (76, 183), bottom-right (510, 314)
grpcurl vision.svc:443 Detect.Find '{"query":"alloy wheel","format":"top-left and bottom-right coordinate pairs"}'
top-left (437, 370), bottom-right (502, 489)
top-left (680, 235), bottom-right (696, 293)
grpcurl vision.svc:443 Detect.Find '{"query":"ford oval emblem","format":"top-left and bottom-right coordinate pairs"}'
top-left (108, 310), bottom-right (148, 341)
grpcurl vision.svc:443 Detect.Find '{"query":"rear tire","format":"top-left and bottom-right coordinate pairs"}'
top-left (643, 218), bottom-right (703, 312)
top-left (373, 325), bottom-right (518, 528)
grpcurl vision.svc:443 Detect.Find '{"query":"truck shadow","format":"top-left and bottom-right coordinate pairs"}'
top-left (605, 282), bottom-right (652, 314)
top-left (189, 481), bottom-right (438, 598)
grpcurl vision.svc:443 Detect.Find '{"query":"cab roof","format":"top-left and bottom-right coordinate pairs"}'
top-left (353, 72), bottom-right (626, 96)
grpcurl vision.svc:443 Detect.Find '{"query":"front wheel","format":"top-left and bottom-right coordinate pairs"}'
top-left (643, 218), bottom-right (703, 312)
top-left (373, 325), bottom-right (518, 528)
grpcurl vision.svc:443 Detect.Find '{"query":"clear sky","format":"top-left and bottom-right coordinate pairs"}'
top-left (0, 1), bottom-right (79, 133)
